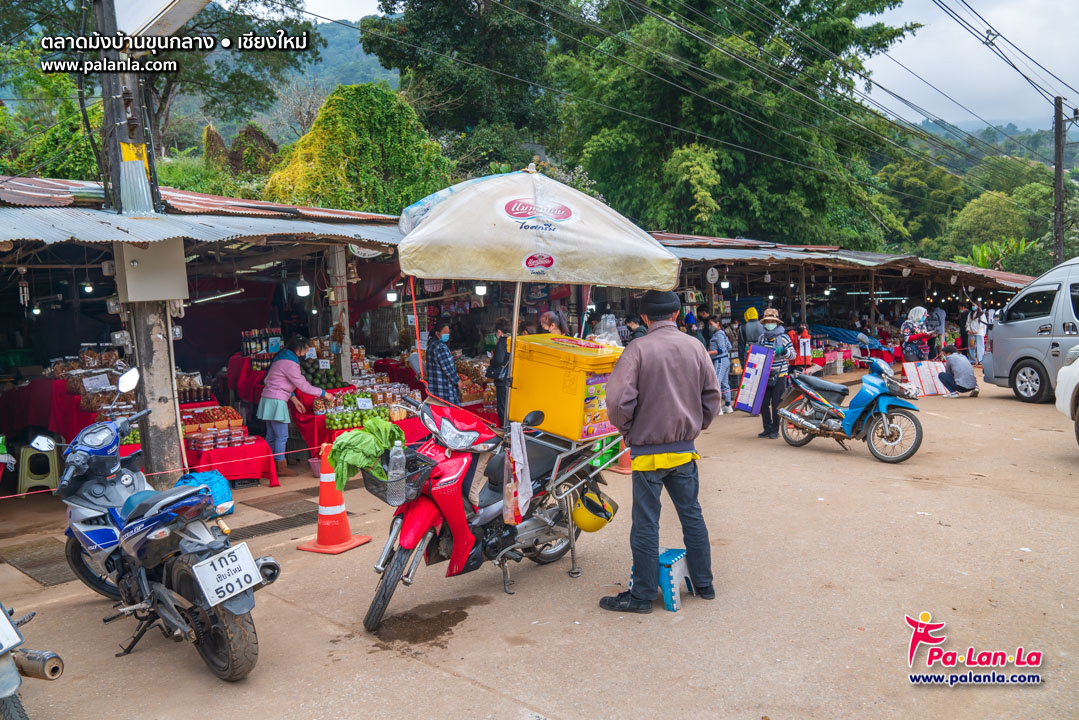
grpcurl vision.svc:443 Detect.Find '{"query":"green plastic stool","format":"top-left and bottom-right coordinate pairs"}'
top-left (18, 446), bottom-right (59, 497)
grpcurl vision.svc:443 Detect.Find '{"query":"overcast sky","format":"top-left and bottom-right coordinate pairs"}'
top-left (304, 0), bottom-right (1079, 131)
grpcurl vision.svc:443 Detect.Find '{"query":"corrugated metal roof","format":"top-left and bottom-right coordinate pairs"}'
top-left (0, 176), bottom-right (399, 224)
top-left (916, 257), bottom-right (1032, 289)
top-left (0, 207), bottom-right (403, 246)
top-left (669, 246), bottom-right (836, 263)
top-left (831, 249), bottom-right (915, 267)
top-left (651, 232), bottom-right (772, 247)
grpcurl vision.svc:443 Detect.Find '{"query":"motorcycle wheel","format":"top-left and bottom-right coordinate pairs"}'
top-left (866, 409), bottom-right (922, 464)
top-left (524, 489), bottom-right (581, 565)
top-left (779, 399), bottom-right (815, 447)
top-left (65, 536), bottom-right (121, 601)
top-left (172, 555), bottom-right (259, 682)
top-left (0, 694), bottom-right (29, 720)
top-left (363, 545), bottom-right (413, 633)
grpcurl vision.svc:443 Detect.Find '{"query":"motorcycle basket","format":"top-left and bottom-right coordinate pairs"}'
top-left (361, 446), bottom-right (435, 507)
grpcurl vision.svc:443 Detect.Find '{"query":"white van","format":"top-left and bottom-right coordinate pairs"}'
top-left (983, 257), bottom-right (1079, 402)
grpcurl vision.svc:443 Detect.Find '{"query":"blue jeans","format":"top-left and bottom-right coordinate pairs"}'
top-left (938, 371), bottom-right (974, 394)
top-left (630, 461), bottom-right (712, 601)
top-left (714, 356), bottom-right (731, 405)
top-left (265, 420), bottom-right (289, 461)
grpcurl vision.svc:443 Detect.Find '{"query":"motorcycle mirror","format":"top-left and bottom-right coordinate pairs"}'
top-left (522, 410), bottom-right (545, 427)
top-left (30, 435), bottom-right (55, 452)
top-left (856, 333), bottom-right (870, 346)
top-left (117, 368), bottom-right (140, 394)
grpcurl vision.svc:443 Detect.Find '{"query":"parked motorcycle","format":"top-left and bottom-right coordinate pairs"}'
top-left (777, 334), bottom-right (923, 463)
top-left (0, 603), bottom-right (63, 720)
top-left (45, 368), bottom-right (280, 681)
top-left (362, 396), bottom-right (618, 631)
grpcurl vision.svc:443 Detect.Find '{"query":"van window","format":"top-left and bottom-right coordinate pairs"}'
top-left (1071, 284), bottom-right (1079, 319)
top-left (1007, 289), bottom-right (1057, 321)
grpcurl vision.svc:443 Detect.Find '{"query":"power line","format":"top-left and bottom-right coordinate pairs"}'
top-left (251, 3), bottom-right (993, 216)
top-left (0, 99), bottom-right (101, 156)
top-left (956, 0), bottom-right (1079, 97)
top-left (0, 0), bottom-right (70, 47)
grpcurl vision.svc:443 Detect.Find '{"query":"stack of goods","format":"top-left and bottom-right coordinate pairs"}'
top-left (182, 406), bottom-right (243, 433)
top-left (301, 357), bottom-right (349, 390)
top-left (324, 406), bottom-right (399, 431)
top-left (176, 372), bottom-right (213, 403)
top-left (351, 345), bottom-right (370, 377)
top-left (241, 327), bottom-right (282, 371)
top-left (454, 355), bottom-right (491, 405)
top-left (315, 386), bottom-right (416, 424)
top-left (186, 427), bottom-right (253, 452)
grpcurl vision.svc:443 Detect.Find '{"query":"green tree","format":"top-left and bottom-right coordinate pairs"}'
top-left (876, 157), bottom-right (965, 247)
top-left (263, 84), bottom-right (451, 213)
top-left (940, 191), bottom-right (1025, 255)
top-left (359, 0), bottom-right (570, 134)
top-left (546, 0), bottom-right (913, 247)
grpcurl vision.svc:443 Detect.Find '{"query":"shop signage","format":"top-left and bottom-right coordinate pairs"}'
top-left (504, 199), bottom-right (572, 222)
top-left (357, 398), bottom-right (373, 410)
top-left (523, 253), bottom-right (555, 275)
top-left (82, 374), bottom-right (113, 393)
top-left (706, 267), bottom-right (719, 284)
top-left (318, 359), bottom-right (331, 370)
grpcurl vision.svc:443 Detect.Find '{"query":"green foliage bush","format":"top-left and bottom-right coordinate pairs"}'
top-left (263, 83), bottom-right (451, 213)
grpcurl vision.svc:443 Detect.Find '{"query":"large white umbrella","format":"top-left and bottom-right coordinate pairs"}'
top-left (397, 167), bottom-right (679, 290)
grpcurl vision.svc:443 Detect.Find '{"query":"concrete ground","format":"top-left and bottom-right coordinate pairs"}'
top-left (2, 381), bottom-right (1077, 719)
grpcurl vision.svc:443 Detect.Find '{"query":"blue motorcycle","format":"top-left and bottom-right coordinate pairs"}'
top-left (777, 335), bottom-right (923, 463)
top-left (38, 368), bottom-right (279, 682)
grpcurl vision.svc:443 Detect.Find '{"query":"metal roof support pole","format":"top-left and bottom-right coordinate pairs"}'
top-left (870, 270), bottom-right (877, 332)
top-left (328, 245), bottom-right (352, 384)
top-left (799, 264), bottom-right (807, 326)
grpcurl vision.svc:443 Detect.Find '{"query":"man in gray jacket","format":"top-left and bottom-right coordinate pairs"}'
top-left (601, 290), bottom-right (722, 613)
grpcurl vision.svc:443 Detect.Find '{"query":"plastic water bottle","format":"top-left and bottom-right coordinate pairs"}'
top-left (387, 441), bottom-right (406, 505)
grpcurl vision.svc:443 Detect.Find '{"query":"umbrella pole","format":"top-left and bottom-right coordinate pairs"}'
top-left (504, 281), bottom-right (522, 429)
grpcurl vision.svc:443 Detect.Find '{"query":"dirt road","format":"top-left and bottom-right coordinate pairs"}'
top-left (4, 383), bottom-right (1077, 719)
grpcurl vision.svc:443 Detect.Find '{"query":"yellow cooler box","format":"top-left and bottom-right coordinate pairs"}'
top-left (509, 335), bottom-right (623, 441)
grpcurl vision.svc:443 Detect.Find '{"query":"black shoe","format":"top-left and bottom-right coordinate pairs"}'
top-left (599, 591), bottom-right (653, 614)
top-left (757, 431), bottom-right (771, 438)
top-left (696, 585), bottom-right (716, 600)
top-left (768, 433), bottom-right (779, 439)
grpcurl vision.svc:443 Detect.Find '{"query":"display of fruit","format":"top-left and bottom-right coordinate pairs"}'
top-left (190, 406), bottom-right (241, 424)
top-left (301, 357), bottom-right (348, 390)
top-left (324, 405), bottom-right (392, 431)
top-left (120, 428), bottom-right (140, 445)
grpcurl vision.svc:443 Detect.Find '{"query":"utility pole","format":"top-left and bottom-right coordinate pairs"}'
top-left (95, 0), bottom-right (185, 488)
top-left (1054, 96), bottom-right (1066, 266)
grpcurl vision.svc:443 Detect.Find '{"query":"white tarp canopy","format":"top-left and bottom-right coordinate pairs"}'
top-left (397, 169), bottom-right (680, 290)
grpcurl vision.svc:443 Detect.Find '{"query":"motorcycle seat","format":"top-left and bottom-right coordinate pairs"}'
top-left (799, 373), bottom-right (850, 397)
top-left (483, 440), bottom-right (561, 486)
top-left (121, 485), bottom-right (204, 523)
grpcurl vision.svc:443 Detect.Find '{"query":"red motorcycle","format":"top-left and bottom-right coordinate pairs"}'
top-left (362, 396), bottom-right (618, 631)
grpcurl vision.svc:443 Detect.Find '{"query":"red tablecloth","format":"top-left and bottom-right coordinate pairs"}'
top-left (48, 387), bottom-right (98, 443)
top-left (228, 355), bottom-right (268, 404)
top-left (328, 417), bottom-right (430, 446)
top-left (179, 400), bottom-right (218, 411)
top-left (0, 378), bottom-right (65, 436)
top-left (186, 436), bottom-right (279, 487)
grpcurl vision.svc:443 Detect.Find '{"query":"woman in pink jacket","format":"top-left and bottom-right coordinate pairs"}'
top-left (256, 334), bottom-right (325, 477)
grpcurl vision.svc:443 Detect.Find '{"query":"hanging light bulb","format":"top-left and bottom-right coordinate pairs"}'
top-left (789, 282), bottom-right (795, 288)
top-left (768, 294), bottom-right (774, 300)
top-left (475, 284), bottom-right (487, 296)
top-left (82, 282), bottom-right (93, 294)
top-left (720, 277), bottom-right (730, 290)
top-left (386, 290), bottom-right (398, 302)
top-left (311, 307), bottom-right (318, 315)
top-left (31, 305), bottom-right (41, 315)
top-left (296, 278), bottom-right (311, 297)
top-left (763, 272), bottom-right (771, 283)
top-left (932, 290), bottom-right (938, 296)
top-left (824, 289), bottom-right (831, 296)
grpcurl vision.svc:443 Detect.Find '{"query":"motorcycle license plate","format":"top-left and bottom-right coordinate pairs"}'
top-left (0, 603), bottom-right (23, 654)
top-left (192, 543), bottom-right (260, 607)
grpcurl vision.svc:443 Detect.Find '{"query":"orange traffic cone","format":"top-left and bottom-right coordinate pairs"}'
top-left (610, 438), bottom-right (632, 475)
top-left (297, 444), bottom-right (371, 555)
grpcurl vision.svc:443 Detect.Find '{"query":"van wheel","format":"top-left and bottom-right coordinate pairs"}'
top-left (1011, 360), bottom-right (1050, 403)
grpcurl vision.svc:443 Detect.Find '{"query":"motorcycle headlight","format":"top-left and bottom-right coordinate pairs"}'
top-left (438, 418), bottom-right (479, 450)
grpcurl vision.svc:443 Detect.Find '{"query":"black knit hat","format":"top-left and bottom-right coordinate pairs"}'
top-left (640, 290), bottom-right (680, 318)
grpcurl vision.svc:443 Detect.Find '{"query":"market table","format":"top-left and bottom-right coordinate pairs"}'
top-left (289, 385), bottom-right (357, 453)
top-left (186, 436), bottom-right (279, 487)
top-left (228, 354), bottom-right (268, 405)
top-left (0, 378), bottom-right (62, 436)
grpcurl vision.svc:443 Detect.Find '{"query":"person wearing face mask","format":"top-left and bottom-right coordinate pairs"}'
top-left (425, 318), bottom-right (461, 405)
top-left (756, 308), bottom-right (795, 439)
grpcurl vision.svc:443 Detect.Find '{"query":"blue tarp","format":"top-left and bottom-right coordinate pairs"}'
top-left (809, 325), bottom-right (883, 350)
